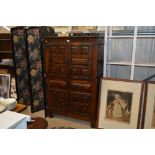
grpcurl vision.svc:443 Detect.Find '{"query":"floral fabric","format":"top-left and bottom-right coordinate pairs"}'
top-left (11, 26), bottom-right (55, 112)
top-left (11, 27), bottom-right (31, 106)
top-left (40, 26), bottom-right (55, 37)
top-left (27, 27), bottom-right (45, 111)
top-left (27, 27), bottom-right (55, 112)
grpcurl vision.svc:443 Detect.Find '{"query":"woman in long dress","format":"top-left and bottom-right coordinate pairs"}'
top-left (112, 94), bottom-right (128, 119)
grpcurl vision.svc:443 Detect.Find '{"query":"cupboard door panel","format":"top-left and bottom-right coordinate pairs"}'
top-left (69, 44), bottom-right (92, 79)
top-left (48, 64), bottom-right (67, 78)
top-left (47, 89), bottom-right (68, 112)
top-left (70, 66), bottom-right (91, 79)
top-left (70, 45), bottom-right (92, 59)
top-left (70, 92), bottom-right (91, 104)
top-left (68, 102), bottom-right (90, 117)
top-left (50, 45), bottom-right (67, 55)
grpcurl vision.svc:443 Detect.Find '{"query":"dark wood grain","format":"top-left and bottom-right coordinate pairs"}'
top-left (0, 33), bottom-right (15, 76)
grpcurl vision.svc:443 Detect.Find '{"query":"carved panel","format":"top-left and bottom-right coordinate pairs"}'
top-left (70, 66), bottom-right (91, 79)
top-left (50, 45), bottom-right (67, 55)
top-left (70, 92), bottom-right (91, 103)
top-left (48, 64), bottom-right (67, 77)
top-left (49, 46), bottom-right (67, 64)
top-left (47, 89), bottom-right (68, 112)
top-left (69, 44), bottom-right (92, 79)
top-left (70, 46), bottom-right (92, 59)
top-left (68, 102), bottom-right (90, 116)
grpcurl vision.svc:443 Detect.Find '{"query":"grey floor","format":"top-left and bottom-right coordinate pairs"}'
top-left (22, 106), bottom-right (91, 129)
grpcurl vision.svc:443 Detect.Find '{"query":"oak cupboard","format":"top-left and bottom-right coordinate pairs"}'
top-left (43, 36), bottom-right (103, 127)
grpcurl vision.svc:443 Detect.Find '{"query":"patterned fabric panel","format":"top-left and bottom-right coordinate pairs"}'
top-left (27, 27), bottom-right (45, 111)
top-left (11, 27), bottom-right (31, 105)
top-left (40, 26), bottom-right (55, 37)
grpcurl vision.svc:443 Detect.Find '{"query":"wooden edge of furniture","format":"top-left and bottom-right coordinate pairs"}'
top-left (12, 103), bottom-right (27, 113)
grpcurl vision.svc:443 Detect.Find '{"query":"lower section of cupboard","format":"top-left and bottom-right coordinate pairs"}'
top-left (46, 107), bottom-right (96, 128)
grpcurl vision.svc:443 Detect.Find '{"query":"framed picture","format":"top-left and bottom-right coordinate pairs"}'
top-left (97, 78), bottom-right (144, 129)
top-left (0, 74), bottom-right (10, 98)
top-left (142, 82), bottom-right (155, 129)
top-left (72, 26), bottom-right (97, 32)
top-left (53, 26), bottom-right (72, 35)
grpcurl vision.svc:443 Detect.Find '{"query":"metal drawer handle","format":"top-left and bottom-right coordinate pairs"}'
top-left (67, 39), bottom-right (70, 42)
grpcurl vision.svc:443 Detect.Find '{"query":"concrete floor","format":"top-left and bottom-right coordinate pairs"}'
top-left (22, 106), bottom-right (91, 129)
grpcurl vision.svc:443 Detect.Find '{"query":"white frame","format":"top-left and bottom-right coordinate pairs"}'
top-left (97, 78), bottom-right (143, 129)
top-left (0, 74), bottom-right (10, 98)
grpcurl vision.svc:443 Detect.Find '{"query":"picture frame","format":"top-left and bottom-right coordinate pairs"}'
top-left (72, 26), bottom-right (97, 32)
top-left (0, 74), bottom-right (11, 98)
top-left (53, 26), bottom-right (72, 35)
top-left (142, 82), bottom-right (155, 129)
top-left (97, 77), bottom-right (144, 129)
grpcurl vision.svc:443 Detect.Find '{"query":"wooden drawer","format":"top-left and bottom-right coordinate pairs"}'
top-left (48, 80), bottom-right (67, 90)
top-left (70, 81), bottom-right (92, 93)
top-left (71, 58), bottom-right (89, 66)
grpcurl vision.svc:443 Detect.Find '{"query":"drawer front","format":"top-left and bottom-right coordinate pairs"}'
top-left (71, 58), bottom-right (89, 66)
top-left (48, 80), bottom-right (67, 90)
top-left (70, 81), bottom-right (92, 93)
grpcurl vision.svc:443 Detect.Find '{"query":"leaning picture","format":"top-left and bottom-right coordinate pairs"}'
top-left (151, 96), bottom-right (155, 128)
top-left (106, 90), bottom-right (133, 123)
top-left (0, 74), bottom-right (10, 98)
top-left (97, 78), bottom-right (143, 129)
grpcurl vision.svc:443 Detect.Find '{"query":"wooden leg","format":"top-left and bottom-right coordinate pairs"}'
top-left (44, 109), bottom-right (48, 118)
top-left (48, 113), bottom-right (54, 118)
top-left (91, 120), bottom-right (96, 128)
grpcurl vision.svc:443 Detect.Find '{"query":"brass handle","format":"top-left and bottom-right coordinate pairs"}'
top-left (67, 39), bottom-right (70, 42)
